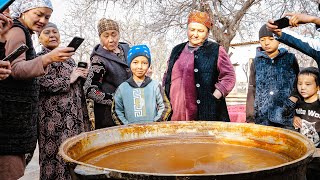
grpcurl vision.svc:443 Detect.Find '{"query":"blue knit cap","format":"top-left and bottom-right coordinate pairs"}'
top-left (127, 45), bottom-right (151, 67)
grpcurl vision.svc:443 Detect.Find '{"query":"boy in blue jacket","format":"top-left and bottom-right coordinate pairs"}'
top-left (112, 45), bottom-right (171, 125)
top-left (267, 13), bottom-right (320, 180)
top-left (246, 24), bottom-right (299, 128)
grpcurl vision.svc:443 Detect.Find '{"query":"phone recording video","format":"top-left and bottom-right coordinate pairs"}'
top-left (0, 0), bottom-right (15, 13)
top-left (273, 17), bottom-right (290, 29)
top-left (77, 61), bottom-right (88, 68)
top-left (67, 36), bottom-right (84, 52)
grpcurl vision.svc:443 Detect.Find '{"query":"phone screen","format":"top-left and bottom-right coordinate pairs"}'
top-left (0, 0), bottom-right (15, 13)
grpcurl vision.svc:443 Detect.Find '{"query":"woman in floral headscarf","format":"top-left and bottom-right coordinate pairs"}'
top-left (0, 0), bottom-right (75, 179)
top-left (163, 10), bottom-right (236, 121)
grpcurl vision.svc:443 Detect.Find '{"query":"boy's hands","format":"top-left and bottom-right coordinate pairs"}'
top-left (293, 116), bottom-right (302, 129)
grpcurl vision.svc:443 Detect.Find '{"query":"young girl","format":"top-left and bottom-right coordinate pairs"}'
top-left (293, 67), bottom-right (320, 180)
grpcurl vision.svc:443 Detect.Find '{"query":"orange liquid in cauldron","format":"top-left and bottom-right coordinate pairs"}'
top-left (80, 137), bottom-right (292, 174)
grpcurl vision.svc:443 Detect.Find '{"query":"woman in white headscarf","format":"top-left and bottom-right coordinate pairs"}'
top-left (0, 0), bottom-right (75, 179)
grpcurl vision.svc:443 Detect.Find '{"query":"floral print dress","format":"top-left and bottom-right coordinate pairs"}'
top-left (37, 47), bottom-right (91, 180)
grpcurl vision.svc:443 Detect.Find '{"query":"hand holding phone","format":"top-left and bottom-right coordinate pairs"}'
top-left (2, 44), bottom-right (28, 62)
top-left (0, 60), bottom-right (11, 80)
top-left (67, 37), bottom-right (84, 52)
top-left (0, 0), bottom-right (15, 13)
top-left (273, 17), bottom-right (290, 29)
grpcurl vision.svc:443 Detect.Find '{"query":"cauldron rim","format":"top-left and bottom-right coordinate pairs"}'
top-left (59, 121), bottom-right (315, 177)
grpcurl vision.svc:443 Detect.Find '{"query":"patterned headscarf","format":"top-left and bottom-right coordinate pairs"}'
top-left (188, 10), bottom-right (212, 29)
top-left (10, 0), bottom-right (53, 19)
top-left (97, 18), bottom-right (119, 36)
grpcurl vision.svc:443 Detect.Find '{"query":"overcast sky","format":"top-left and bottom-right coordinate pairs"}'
top-left (50, 0), bottom-right (67, 24)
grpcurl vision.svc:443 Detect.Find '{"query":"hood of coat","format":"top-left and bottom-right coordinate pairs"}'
top-left (255, 47), bottom-right (288, 60)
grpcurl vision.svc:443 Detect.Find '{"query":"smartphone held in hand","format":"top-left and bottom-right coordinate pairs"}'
top-left (67, 37), bottom-right (84, 52)
top-left (77, 61), bottom-right (88, 68)
top-left (273, 17), bottom-right (290, 29)
top-left (2, 44), bottom-right (28, 62)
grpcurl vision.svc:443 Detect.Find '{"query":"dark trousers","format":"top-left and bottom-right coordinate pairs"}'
top-left (94, 104), bottom-right (116, 129)
top-left (307, 143), bottom-right (320, 180)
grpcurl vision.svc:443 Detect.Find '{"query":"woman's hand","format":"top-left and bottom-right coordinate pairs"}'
top-left (213, 89), bottom-right (222, 99)
top-left (0, 61), bottom-right (11, 80)
top-left (70, 67), bottom-right (88, 84)
top-left (77, 67), bottom-right (88, 79)
top-left (70, 67), bottom-right (81, 84)
top-left (42, 47), bottom-right (75, 67)
top-left (0, 13), bottom-right (13, 42)
top-left (293, 116), bottom-right (302, 129)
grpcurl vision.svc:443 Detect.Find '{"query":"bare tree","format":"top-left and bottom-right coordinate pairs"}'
top-left (60, 0), bottom-right (320, 79)
top-left (59, 0), bottom-right (99, 63)
top-left (85, 0), bottom-right (266, 51)
top-left (242, 61), bottom-right (249, 82)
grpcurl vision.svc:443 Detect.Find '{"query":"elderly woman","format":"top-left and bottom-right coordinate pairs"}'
top-left (84, 18), bottom-right (131, 129)
top-left (0, 0), bottom-right (75, 179)
top-left (37, 22), bottom-right (91, 179)
top-left (163, 10), bottom-right (236, 121)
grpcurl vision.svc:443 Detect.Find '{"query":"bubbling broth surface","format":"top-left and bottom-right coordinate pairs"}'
top-left (79, 137), bottom-right (292, 174)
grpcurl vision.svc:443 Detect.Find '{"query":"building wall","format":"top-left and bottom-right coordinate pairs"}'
top-left (228, 42), bottom-right (260, 97)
